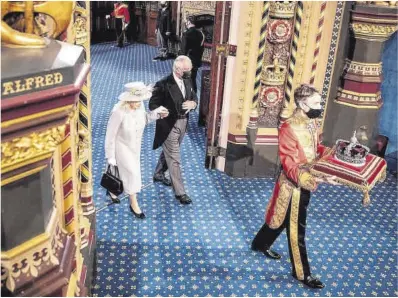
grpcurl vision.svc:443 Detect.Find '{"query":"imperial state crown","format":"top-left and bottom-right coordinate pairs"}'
top-left (335, 131), bottom-right (370, 167)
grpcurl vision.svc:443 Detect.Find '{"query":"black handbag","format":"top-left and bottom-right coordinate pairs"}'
top-left (100, 165), bottom-right (124, 196)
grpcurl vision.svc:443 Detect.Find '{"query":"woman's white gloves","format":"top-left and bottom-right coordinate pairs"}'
top-left (108, 158), bottom-right (117, 166)
top-left (154, 106), bottom-right (169, 119)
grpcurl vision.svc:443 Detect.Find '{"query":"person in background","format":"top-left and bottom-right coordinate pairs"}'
top-left (105, 82), bottom-right (169, 219)
top-left (180, 15), bottom-right (205, 93)
top-left (106, 1), bottom-right (130, 48)
top-left (149, 56), bottom-right (198, 205)
top-left (153, 1), bottom-right (172, 61)
top-left (251, 84), bottom-right (339, 289)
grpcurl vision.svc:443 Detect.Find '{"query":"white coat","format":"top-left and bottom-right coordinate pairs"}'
top-left (105, 103), bottom-right (159, 194)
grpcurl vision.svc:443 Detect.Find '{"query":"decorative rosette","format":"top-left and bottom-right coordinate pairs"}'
top-left (267, 20), bottom-right (292, 44)
top-left (260, 86), bottom-right (282, 107)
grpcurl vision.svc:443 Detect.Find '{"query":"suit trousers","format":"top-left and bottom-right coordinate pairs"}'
top-left (191, 67), bottom-right (199, 94)
top-left (154, 119), bottom-right (187, 196)
top-left (252, 189), bottom-right (311, 280)
top-left (115, 18), bottom-right (125, 47)
top-left (156, 30), bottom-right (169, 57)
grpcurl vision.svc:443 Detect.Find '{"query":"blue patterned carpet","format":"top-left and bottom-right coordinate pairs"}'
top-left (90, 43), bottom-right (397, 297)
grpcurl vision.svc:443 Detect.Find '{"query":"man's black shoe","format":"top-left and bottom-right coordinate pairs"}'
top-left (176, 194), bottom-right (192, 204)
top-left (251, 243), bottom-right (281, 260)
top-left (152, 56), bottom-right (162, 61)
top-left (293, 275), bottom-right (325, 289)
top-left (153, 175), bottom-right (172, 186)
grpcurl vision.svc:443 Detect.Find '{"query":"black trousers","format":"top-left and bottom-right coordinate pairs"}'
top-left (191, 67), bottom-right (199, 94)
top-left (115, 18), bottom-right (126, 47)
top-left (252, 189), bottom-right (311, 280)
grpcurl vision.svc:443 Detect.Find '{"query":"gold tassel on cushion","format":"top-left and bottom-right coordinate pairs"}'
top-left (362, 191), bottom-right (371, 207)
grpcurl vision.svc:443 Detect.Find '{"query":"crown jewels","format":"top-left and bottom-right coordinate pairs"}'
top-left (335, 131), bottom-right (370, 167)
top-left (270, 2), bottom-right (296, 19)
top-left (261, 57), bottom-right (287, 86)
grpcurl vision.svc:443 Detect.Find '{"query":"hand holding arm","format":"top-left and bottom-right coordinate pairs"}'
top-left (146, 106), bottom-right (169, 124)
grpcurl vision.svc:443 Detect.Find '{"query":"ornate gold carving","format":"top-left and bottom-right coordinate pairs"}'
top-left (351, 22), bottom-right (398, 40)
top-left (261, 56), bottom-right (287, 85)
top-left (1, 125), bottom-right (66, 173)
top-left (181, 1), bottom-right (216, 11)
top-left (180, 1), bottom-right (216, 33)
top-left (270, 1), bottom-right (296, 18)
top-left (77, 128), bottom-right (90, 165)
top-left (1, 210), bottom-right (66, 292)
top-left (1, 1), bottom-right (73, 48)
top-left (73, 12), bottom-right (88, 45)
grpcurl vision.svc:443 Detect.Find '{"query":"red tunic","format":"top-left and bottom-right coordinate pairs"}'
top-left (111, 3), bottom-right (130, 24)
top-left (265, 110), bottom-right (328, 229)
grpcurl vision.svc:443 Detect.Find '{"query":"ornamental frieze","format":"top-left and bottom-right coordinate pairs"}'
top-left (343, 59), bottom-right (382, 76)
top-left (350, 22), bottom-right (398, 40)
top-left (336, 88), bottom-right (382, 108)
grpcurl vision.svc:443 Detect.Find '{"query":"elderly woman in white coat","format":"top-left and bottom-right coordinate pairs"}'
top-left (105, 82), bottom-right (169, 219)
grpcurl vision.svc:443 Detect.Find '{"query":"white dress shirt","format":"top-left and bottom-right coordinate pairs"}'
top-left (173, 73), bottom-right (186, 98)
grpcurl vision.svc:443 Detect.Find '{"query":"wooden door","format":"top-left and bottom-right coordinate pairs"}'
top-left (146, 1), bottom-right (159, 46)
top-left (90, 1), bottom-right (116, 44)
top-left (205, 1), bottom-right (232, 169)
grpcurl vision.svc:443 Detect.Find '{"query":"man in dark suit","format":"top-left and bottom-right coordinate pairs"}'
top-left (153, 1), bottom-right (172, 61)
top-left (180, 16), bottom-right (205, 93)
top-left (149, 56), bottom-right (198, 204)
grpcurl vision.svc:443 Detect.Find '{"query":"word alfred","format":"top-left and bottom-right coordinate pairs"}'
top-left (2, 72), bottom-right (63, 96)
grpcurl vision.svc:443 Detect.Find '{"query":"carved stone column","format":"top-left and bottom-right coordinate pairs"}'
top-left (323, 3), bottom-right (398, 149)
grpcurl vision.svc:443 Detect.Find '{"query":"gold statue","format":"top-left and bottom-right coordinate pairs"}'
top-left (1, 1), bottom-right (73, 48)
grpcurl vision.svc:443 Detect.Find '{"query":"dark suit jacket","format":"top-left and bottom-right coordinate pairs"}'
top-left (180, 27), bottom-right (205, 68)
top-left (149, 74), bottom-right (198, 149)
top-left (156, 8), bottom-right (172, 35)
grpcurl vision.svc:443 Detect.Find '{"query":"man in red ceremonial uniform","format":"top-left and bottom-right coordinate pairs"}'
top-left (107, 2), bottom-right (130, 48)
top-left (252, 84), bottom-right (338, 289)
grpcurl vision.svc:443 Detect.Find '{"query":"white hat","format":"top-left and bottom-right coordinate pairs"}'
top-left (118, 82), bottom-right (153, 102)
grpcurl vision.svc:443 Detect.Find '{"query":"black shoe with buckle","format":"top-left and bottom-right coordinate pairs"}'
top-left (175, 194), bottom-right (192, 205)
top-left (153, 175), bottom-right (172, 186)
top-left (293, 274), bottom-right (325, 289)
top-left (251, 243), bottom-right (281, 260)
